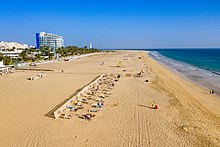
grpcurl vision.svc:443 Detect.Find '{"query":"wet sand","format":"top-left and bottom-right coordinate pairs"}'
top-left (0, 51), bottom-right (220, 146)
top-left (149, 51), bottom-right (220, 96)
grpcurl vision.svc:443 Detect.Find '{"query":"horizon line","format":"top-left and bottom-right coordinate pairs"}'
top-left (100, 47), bottom-right (220, 49)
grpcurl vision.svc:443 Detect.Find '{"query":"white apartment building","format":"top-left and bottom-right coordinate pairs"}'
top-left (36, 32), bottom-right (64, 52)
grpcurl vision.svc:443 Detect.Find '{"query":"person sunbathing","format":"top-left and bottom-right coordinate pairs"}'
top-left (82, 113), bottom-right (95, 120)
top-left (151, 101), bottom-right (158, 109)
top-left (62, 114), bottom-right (72, 119)
top-left (136, 72), bottom-right (143, 77)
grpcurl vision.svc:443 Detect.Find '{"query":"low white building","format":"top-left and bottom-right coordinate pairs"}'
top-left (0, 61), bottom-right (4, 67)
top-left (0, 50), bottom-right (23, 58)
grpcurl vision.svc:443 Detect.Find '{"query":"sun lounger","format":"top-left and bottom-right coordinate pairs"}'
top-left (99, 94), bottom-right (105, 98)
top-left (39, 73), bottom-right (47, 77)
top-left (91, 102), bottom-right (104, 108)
top-left (60, 113), bottom-right (72, 119)
top-left (91, 103), bottom-right (97, 107)
top-left (27, 76), bottom-right (40, 80)
top-left (125, 73), bottom-right (132, 77)
top-left (66, 105), bottom-right (77, 111)
top-left (95, 98), bottom-right (103, 102)
top-left (76, 106), bottom-right (84, 110)
top-left (76, 102), bottom-right (82, 106)
top-left (77, 98), bottom-right (88, 103)
top-left (89, 109), bottom-right (99, 112)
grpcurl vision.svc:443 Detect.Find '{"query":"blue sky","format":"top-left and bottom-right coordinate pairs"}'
top-left (0, 0), bottom-right (220, 48)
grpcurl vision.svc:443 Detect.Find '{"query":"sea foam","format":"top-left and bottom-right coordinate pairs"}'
top-left (149, 51), bottom-right (220, 96)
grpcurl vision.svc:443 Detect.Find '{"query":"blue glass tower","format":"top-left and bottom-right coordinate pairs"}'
top-left (36, 33), bottom-right (40, 49)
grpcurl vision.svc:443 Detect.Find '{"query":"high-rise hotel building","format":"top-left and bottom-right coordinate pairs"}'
top-left (36, 32), bottom-right (64, 52)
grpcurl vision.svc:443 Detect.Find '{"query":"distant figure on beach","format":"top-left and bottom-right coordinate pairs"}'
top-left (210, 89), bottom-right (215, 95)
top-left (117, 61), bottom-right (122, 67)
top-left (61, 70), bottom-right (64, 73)
top-left (152, 101), bottom-right (155, 109)
top-left (152, 101), bottom-right (158, 109)
top-left (97, 102), bottom-right (103, 108)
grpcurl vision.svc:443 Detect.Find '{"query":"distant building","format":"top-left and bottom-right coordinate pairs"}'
top-left (0, 41), bottom-right (29, 50)
top-left (0, 61), bottom-right (4, 67)
top-left (36, 32), bottom-right (64, 52)
top-left (89, 42), bottom-right (93, 49)
top-left (0, 50), bottom-right (23, 59)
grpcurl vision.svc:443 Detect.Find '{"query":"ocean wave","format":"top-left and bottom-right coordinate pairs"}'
top-left (149, 51), bottom-right (220, 96)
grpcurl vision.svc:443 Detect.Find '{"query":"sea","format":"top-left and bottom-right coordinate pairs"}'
top-left (108, 48), bottom-right (220, 96)
top-left (148, 49), bottom-right (220, 96)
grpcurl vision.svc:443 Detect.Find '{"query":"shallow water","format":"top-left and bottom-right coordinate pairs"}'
top-left (149, 51), bottom-right (220, 96)
top-left (158, 49), bottom-right (220, 73)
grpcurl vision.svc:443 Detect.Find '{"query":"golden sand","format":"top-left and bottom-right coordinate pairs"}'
top-left (0, 51), bottom-right (220, 146)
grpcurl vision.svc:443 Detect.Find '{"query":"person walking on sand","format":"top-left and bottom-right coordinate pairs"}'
top-left (212, 90), bottom-right (215, 95)
top-left (210, 89), bottom-right (215, 95)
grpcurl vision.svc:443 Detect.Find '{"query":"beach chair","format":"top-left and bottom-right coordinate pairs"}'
top-left (99, 94), bottom-right (105, 98)
top-left (66, 105), bottom-right (77, 111)
top-left (88, 109), bottom-right (99, 112)
top-left (61, 114), bottom-right (72, 119)
top-left (91, 103), bottom-right (98, 107)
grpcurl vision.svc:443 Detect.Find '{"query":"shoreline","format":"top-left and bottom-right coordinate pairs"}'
top-left (149, 51), bottom-right (220, 96)
top-left (146, 50), bottom-right (220, 116)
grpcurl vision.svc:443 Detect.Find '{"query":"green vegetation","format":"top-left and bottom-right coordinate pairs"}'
top-left (0, 53), bottom-right (3, 61)
top-left (3, 56), bottom-right (13, 65)
top-left (0, 52), bottom-right (12, 65)
top-left (0, 46), bottom-right (100, 66)
top-left (38, 46), bottom-right (53, 60)
top-left (56, 46), bottom-right (100, 57)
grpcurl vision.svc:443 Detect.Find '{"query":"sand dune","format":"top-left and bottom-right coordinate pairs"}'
top-left (0, 51), bottom-right (220, 146)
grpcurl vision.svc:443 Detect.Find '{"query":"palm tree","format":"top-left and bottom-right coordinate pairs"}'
top-left (19, 50), bottom-right (27, 61)
top-left (36, 53), bottom-right (41, 61)
top-left (55, 46), bottom-right (99, 58)
top-left (3, 56), bottom-right (12, 65)
top-left (0, 52), bottom-right (4, 61)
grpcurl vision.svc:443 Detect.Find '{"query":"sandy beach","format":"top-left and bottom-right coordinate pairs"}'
top-left (0, 50), bottom-right (220, 147)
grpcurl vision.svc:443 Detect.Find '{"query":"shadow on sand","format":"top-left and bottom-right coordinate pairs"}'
top-left (44, 75), bottom-right (101, 119)
top-left (108, 66), bottom-right (119, 68)
top-left (202, 91), bottom-right (211, 95)
top-left (138, 104), bottom-right (152, 109)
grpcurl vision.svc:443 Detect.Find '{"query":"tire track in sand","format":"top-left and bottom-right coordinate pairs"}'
top-left (108, 77), bottom-right (152, 146)
top-left (109, 94), bottom-right (133, 145)
top-left (18, 120), bottom-right (45, 147)
top-left (135, 78), bottom-right (151, 147)
top-left (109, 105), bottom-right (129, 147)
top-left (108, 78), bottom-right (138, 147)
